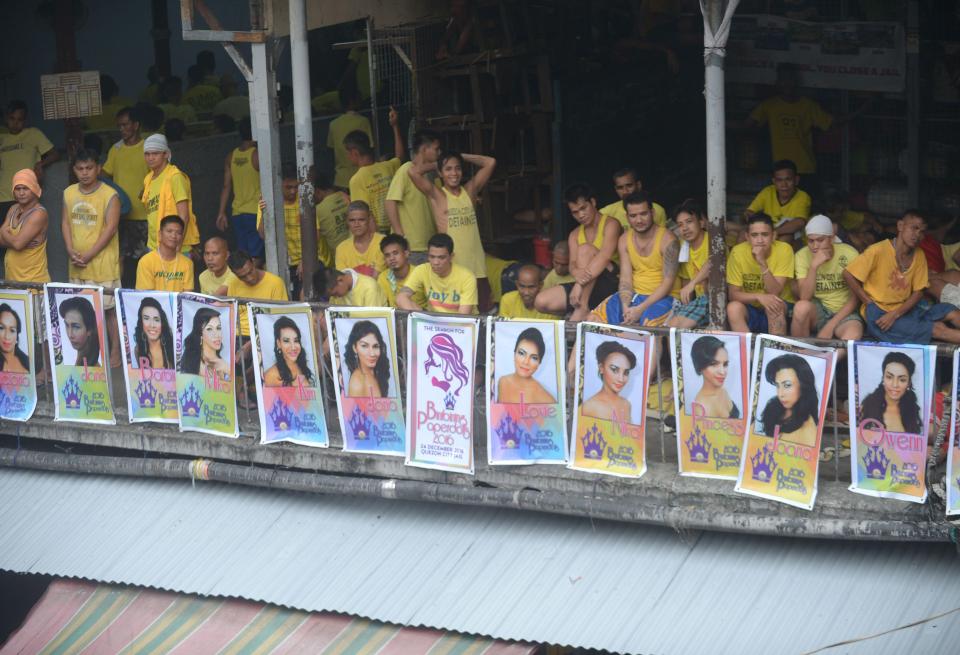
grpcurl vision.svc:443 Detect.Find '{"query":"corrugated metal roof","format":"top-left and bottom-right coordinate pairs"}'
top-left (1, 468), bottom-right (959, 655)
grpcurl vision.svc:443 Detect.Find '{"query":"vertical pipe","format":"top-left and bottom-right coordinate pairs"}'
top-left (366, 17), bottom-right (381, 150)
top-left (289, 0), bottom-right (317, 300)
top-left (250, 41), bottom-right (289, 285)
top-left (152, 0), bottom-right (172, 77)
top-left (839, 0), bottom-right (850, 193)
top-left (551, 82), bottom-right (564, 245)
top-left (704, 0), bottom-right (728, 328)
top-left (906, 0), bottom-right (920, 207)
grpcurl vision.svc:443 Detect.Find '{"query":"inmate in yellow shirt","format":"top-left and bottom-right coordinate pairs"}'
top-left (542, 269), bottom-right (574, 289)
top-left (326, 112), bottom-right (372, 187)
top-left (402, 263), bottom-right (478, 314)
top-left (230, 146), bottom-right (260, 216)
top-left (749, 96), bottom-right (833, 174)
top-left (226, 271), bottom-right (288, 336)
top-left (385, 161), bottom-right (436, 251)
top-left (0, 128), bottom-right (54, 202)
top-left (747, 185), bottom-right (812, 229)
top-left (335, 233), bottom-right (385, 278)
top-left (103, 138), bottom-right (149, 220)
top-left (135, 250), bottom-right (195, 292)
top-left (794, 243), bottom-right (858, 314)
top-left (349, 158), bottom-right (401, 233)
top-left (498, 291), bottom-right (556, 319)
top-left (845, 239), bottom-right (928, 314)
top-left (679, 235), bottom-right (712, 296)
top-left (317, 191), bottom-right (350, 262)
top-left (599, 200), bottom-right (668, 230)
top-left (378, 267), bottom-right (425, 308)
top-left (330, 269), bottom-right (387, 307)
top-left (199, 268), bottom-right (237, 295)
top-left (726, 240), bottom-right (795, 306)
top-left (64, 182), bottom-right (120, 282)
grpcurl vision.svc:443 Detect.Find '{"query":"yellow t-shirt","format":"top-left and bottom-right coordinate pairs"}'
top-left (226, 271), bottom-right (289, 336)
top-left (794, 243), bottom-right (858, 314)
top-left (403, 263), bottom-right (478, 314)
top-left (749, 96), bottom-right (833, 174)
top-left (317, 190), bottom-right (351, 254)
top-left (141, 164), bottom-right (200, 250)
top-left (230, 146), bottom-right (260, 215)
top-left (840, 209), bottom-right (866, 231)
top-left (385, 161), bottom-right (436, 251)
top-left (626, 226), bottom-right (681, 297)
top-left (747, 185), bottom-right (812, 229)
top-left (443, 186), bottom-right (486, 279)
top-left (199, 268), bottom-right (237, 295)
top-left (182, 84), bottom-right (222, 113)
top-left (64, 182), bottom-right (120, 282)
top-left (326, 112), bottom-right (373, 187)
top-left (0, 128), bottom-right (54, 202)
top-left (135, 250), bottom-right (195, 292)
top-left (599, 200), bottom-right (668, 230)
top-left (330, 269), bottom-right (387, 307)
top-left (84, 100), bottom-right (132, 132)
top-left (3, 205), bottom-right (49, 283)
top-left (726, 240), bottom-right (795, 306)
top-left (845, 239), bottom-right (928, 314)
top-left (335, 233), bottom-right (385, 278)
top-left (103, 138), bottom-right (149, 221)
top-left (377, 267), bottom-right (425, 308)
top-left (485, 255), bottom-right (514, 302)
top-left (349, 158), bottom-right (401, 232)
top-left (256, 198), bottom-right (332, 268)
top-left (157, 103), bottom-right (197, 124)
top-left (311, 91), bottom-right (341, 115)
top-left (542, 269), bottom-right (574, 289)
top-left (679, 235), bottom-right (711, 296)
top-left (944, 242), bottom-right (960, 272)
top-left (498, 291), bottom-right (555, 319)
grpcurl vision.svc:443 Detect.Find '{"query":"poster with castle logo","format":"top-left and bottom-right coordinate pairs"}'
top-left (116, 290), bottom-right (178, 423)
top-left (848, 341), bottom-right (934, 503)
top-left (250, 303), bottom-right (328, 447)
top-left (174, 293), bottom-right (237, 437)
top-left (0, 288), bottom-right (37, 421)
top-left (670, 329), bottom-right (750, 479)
top-left (328, 307), bottom-right (405, 455)
top-left (486, 317), bottom-right (567, 465)
top-left (736, 335), bottom-right (836, 510)
top-left (44, 283), bottom-right (115, 424)
top-left (570, 322), bottom-right (653, 478)
top-left (406, 313), bottom-right (479, 473)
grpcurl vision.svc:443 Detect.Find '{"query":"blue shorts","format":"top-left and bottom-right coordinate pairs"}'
top-left (745, 302), bottom-right (794, 333)
top-left (232, 212), bottom-right (265, 259)
top-left (592, 293), bottom-right (674, 326)
top-left (864, 301), bottom-right (956, 344)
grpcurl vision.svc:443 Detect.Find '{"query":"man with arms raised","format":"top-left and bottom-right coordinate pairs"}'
top-left (534, 184), bottom-right (621, 321)
top-left (843, 211), bottom-right (960, 344)
top-left (385, 129), bottom-right (440, 263)
top-left (396, 233), bottom-right (478, 315)
top-left (726, 213), bottom-right (795, 335)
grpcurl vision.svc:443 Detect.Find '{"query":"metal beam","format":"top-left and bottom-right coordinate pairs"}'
top-left (290, 0), bottom-right (318, 299)
top-left (704, 0), bottom-right (729, 328)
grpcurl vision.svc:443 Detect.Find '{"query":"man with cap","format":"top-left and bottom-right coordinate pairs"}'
top-left (140, 134), bottom-right (200, 255)
top-left (791, 214), bottom-right (863, 339)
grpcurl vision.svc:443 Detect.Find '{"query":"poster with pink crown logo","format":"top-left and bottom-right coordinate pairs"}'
top-left (406, 312), bottom-right (479, 473)
top-left (116, 289), bottom-right (179, 423)
top-left (569, 322), bottom-right (653, 478)
top-left (328, 307), bottom-right (405, 455)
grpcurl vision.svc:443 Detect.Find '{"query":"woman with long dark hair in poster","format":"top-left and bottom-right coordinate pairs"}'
top-left (59, 296), bottom-right (100, 367)
top-left (859, 351), bottom-right (922, 434)
top-left (0, 303), bottom-right (29, 373)
top-left (263, 316), bottom-right (315, 387)
top-left (134, 297), bottom-right (175, 369)
top-left (345, 320), bottom-right (390, 397)
top-left (178, 307), bottom-right (230, 381)
top-left (582, 340), bottom-right (636, 423)
top-left (759, 353), bottom-right (819, 446)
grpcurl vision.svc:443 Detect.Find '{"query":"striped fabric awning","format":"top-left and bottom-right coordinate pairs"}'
top-left (1, 580), bottom-right (537, 655)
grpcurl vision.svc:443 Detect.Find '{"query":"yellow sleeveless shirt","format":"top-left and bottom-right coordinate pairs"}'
top-left (627, 225), bottom-right (680, 297)
top-left (64, 182), bottom-right (120, 282)
top-left (442, 187), bottom-right (486, 279)
top-left (576, 213), bottom-right (619, 264)
top-left (230, 146), bottom-right (260, 215)
top-left (4, 205), bottom-right (50, 283)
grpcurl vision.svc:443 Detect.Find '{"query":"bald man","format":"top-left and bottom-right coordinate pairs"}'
top-left (199, 235), bottom-right (237, 294)
top-left (499, 264), bottom-right (557, 319)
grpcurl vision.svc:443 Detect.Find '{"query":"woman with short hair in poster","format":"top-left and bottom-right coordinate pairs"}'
top-left (859, 351), bottom-right (922, 434)
top-left (497, 326), bottom-right (556, 405)
top-left (345, 320), bottom-right (390, 398)
top-left (134, 297), bottom-right (174, 369)
top-left (263, 316), bottom-right (315, 388)
top-left (582, 340), bottom-right (636, 423)
top-left (690, 335), bottom-right (739, 419)
top-left (178, 307), bottom-right (230, 382)
top-left (0, 303), bottom-right (29, 374)
top-left (759, 353), bottom-right (819, 447)
top-left (58, 296), bottom-right (100, 367)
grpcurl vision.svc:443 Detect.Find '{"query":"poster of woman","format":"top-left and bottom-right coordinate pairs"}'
top-left (0, 289), bottom-right (37, 421)
top-left (327, 307), bottom-right (404, 455)
top-left (406, 312), bottom-right (479, 473)
top-left (735, 335), bottom-right (836, 510)
top-left (249, 303), bottom-right (329, 447)
top-left (44, 283), bottom-right (115, 424)
top-left (175, 292), bottom-right (237, 437)
top-left (486, 318), bottom-right (567, 465)
top-left (670, 330), bottom-right (749, 479)
top-left (116, 290), bottom-right (178, 423)
top-left (946, 350), bottom-right (960, 515)
top-left (848, 342), bottom-right (934, 503)
top-left (570, 322), bottom-right (652, 478)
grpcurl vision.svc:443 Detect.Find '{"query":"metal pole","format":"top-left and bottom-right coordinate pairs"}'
top-left (289, 0), bottom-right (317, 300)
top-left (704, 0), bottom-right (728, 328)
top-left (250, 40), bottom-right (289, 284)
top-left (366, 17), bottom-right (381, 150)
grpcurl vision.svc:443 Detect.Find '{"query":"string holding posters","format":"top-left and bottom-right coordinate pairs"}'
top-left (486, 317), bottom-right (567, 465)
top-left (116, 290), bottom-right (179, 423)
top-left (249, 303), bottom-right (328, 447)
top-left (735, 335), bottom-right (836, 510)
top-left (175, 293), bottom-right (238, 437)
top-left (570, 322), bottom-right (653, 478)
top-left (406, 313), bottom-right (479, 474)
top-left (327, 307), bottom-right (405, 455)
top-left (848, 341), bottom-right (935, 503)
top-left (44, 284), bottom-right (115, 424)
top-left (946, 350), bottom-right (960, 515)
top-left (671, 330), bottom-right (750, 479)
top-left (0, 289), bottom-right (37, 421)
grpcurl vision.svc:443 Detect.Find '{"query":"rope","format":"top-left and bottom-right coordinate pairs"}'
top-left (801, 606), bottom-right (960, 654)
top-left (699, 0), bottom-right (741, 61)
top-left (190, 458), bottom-right (211, 487)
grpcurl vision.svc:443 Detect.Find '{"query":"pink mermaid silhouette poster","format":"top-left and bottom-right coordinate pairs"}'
top-left (406, 312), bottom-right (480, 473)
